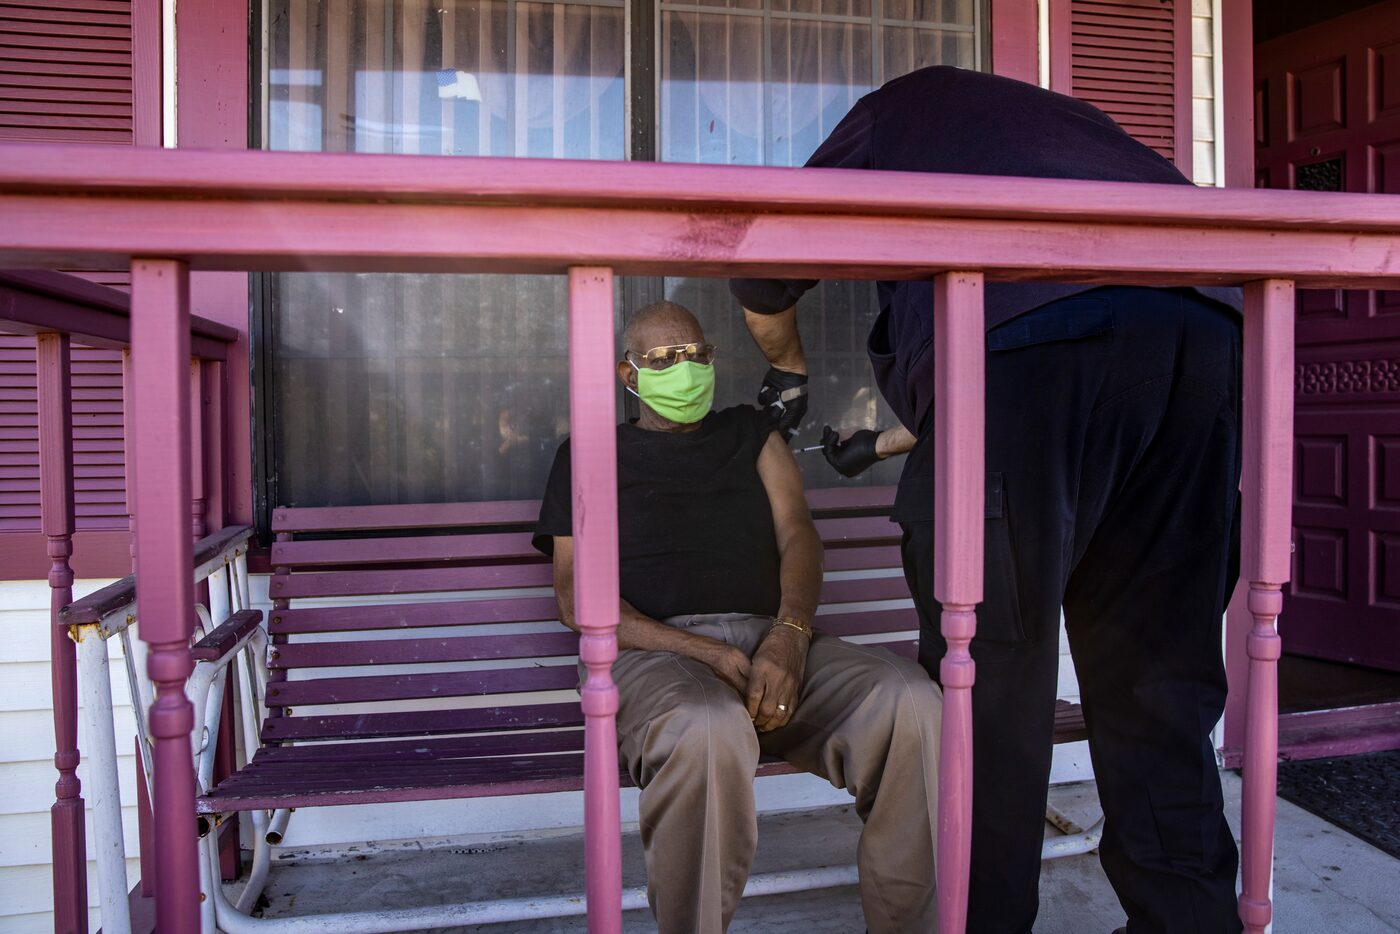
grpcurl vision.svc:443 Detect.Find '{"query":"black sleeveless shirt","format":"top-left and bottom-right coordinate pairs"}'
top-left (532, 406), bottom-right (781, 621)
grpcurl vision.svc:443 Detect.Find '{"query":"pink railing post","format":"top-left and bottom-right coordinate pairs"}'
top-left (37, 330), bottom-right (89, 934)
top-left (1238, 279), bottom-right (1295, 934)
top-left (130, 258), bottom-right (201, 933)
top-left (932, 271), bottom-right (986, 934)
top-left (567, 266), bottom-right (623, 933)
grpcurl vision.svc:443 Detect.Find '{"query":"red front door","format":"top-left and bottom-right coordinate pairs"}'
top-left (1255, 1), bottom-right (1400, 670)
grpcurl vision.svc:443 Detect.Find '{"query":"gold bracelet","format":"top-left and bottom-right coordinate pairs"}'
top-left (771, 615), bottom-right (812, 637)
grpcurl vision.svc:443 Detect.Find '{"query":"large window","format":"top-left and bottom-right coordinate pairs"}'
top-left (259, 0), bottom-right (983, 514)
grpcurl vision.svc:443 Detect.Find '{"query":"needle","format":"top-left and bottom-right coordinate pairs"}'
top-left (794, 444), bottom-right (825, 454)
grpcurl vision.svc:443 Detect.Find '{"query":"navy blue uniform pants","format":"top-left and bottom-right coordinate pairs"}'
top-left (900, 287), bottom-right (1244, 934)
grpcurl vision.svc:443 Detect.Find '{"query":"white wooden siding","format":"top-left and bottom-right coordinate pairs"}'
top-left (0, 579), bottom-right (140, 934)
top-left (1191, 0), bottom-right (1218, 185)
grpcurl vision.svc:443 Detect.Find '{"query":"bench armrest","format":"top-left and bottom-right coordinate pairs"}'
top-left (191, 609), bottom-right (264, 665)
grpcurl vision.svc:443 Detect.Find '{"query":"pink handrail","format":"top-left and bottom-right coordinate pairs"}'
top-left (0, 142), bottom-right (1379, 933)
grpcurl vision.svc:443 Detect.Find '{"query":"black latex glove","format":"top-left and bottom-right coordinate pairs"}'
top-left (757, 367), bottom-right (809, 441)
top-left (821, 426), bottom-right (882, 478)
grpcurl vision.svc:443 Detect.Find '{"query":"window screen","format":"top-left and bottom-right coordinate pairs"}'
top-left (262, 0), bottom-right (982, 509)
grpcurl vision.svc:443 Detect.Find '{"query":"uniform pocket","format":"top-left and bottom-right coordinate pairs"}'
top-left (977, 471), bottom-right (1028, 644)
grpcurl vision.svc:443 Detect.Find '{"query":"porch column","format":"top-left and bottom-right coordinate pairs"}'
top-left (1237, 279), bottom-right (1295, 934)
top-left (130, 258), bottom-right (201, 933)
top-left (37, 330), bottom-right (89, 934)
top-left (568, 266), bottom-right (623, 932)
top-left (933, 272), bottom-right (985, 934)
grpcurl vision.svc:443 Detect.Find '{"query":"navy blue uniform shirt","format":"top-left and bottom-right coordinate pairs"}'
top-left (730, 66), bottom-right (1242, 443)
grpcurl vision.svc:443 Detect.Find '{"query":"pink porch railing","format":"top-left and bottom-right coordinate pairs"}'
top-left (3, 143), bottom-right (1398, 934)
top-left (0, 270), bottom-right (237, 934)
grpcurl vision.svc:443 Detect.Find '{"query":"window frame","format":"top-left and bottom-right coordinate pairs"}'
top-left (248, 0), bottom-right (990, 538)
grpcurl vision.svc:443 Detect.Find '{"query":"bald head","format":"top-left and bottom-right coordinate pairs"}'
top-left (623, 301), bottom-right (705, 355)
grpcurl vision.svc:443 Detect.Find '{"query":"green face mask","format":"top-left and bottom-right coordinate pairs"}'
top-left (633, 360), bottom-right (716, 424)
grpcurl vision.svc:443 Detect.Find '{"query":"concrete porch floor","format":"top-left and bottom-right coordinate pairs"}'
top-left (240, 773), bottom-right (1400, 932)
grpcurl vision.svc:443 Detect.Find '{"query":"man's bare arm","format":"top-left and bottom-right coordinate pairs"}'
top-left (747, 431), bottom-right (823, 731)
top-left (757, 432), bottom-right (823, 625)
top-left (551, 536), bottom-right (751, 694)
top-left (743, 305), bottom-right (806, 375)
top-left (876, 424), bottom-right (917, 458)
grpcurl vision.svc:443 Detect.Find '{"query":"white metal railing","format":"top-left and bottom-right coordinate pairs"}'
top-left (62, 526), bottom-right (261, 934)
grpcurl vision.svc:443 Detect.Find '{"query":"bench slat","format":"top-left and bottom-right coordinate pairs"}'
top-left (816, 608), bottom-right (919, 637)
top-left (273, 501), bottom-right (542, 534)
top-left (270, 563), bottom-right (552, 600)
top-left (261, 702), bottom-right (584, 742)
top-left (198, 753), bottom-right (593, 813)
top-left (217, 756), bottom-right (588, 793)
top-left (272, 532), bottom-right (539, 568)
top-left (254, 729), bottom-right (585, 762)
top-left (270, 596), bottom-right (563, 634)
top-left (271, 631), bottom-right (579, 669)
top-left (814, 515), bottom-right (901, 546)
top-left (270, 487), bottom-right (901, 535)
top-left (820, 576), bottom-right (911, 604)
top-left (824, 546), bottom-right (903, 572)
top-left (271, 526), bottom-right (896, 570)
top-left (805, 485), bottom-right (901, 514)
top-left (271, 613), bottom-right (915, 668)
top-left (205, 699), bottom-right (1088, 814)
top-left (267, 664), bottom-right (580, 707)
top-left (272, 566), bottom-right (908, 603)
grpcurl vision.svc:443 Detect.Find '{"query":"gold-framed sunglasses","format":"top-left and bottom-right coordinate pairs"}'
top-left (628, 342), bottom-right (717, 371)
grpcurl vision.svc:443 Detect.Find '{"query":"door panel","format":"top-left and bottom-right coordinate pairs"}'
top-left (1257, 1), bottom-right (1400, 670)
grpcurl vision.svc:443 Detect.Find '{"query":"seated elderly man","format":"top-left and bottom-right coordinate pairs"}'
top-left (532, 301), bottom-right (942, 933)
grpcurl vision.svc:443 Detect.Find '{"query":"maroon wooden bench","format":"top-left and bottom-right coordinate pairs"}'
top-left (198, 486), bottom-right (1085, 815)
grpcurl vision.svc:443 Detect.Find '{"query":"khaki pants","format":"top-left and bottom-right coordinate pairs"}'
top-left (610, 613), bottom-right (942, 933)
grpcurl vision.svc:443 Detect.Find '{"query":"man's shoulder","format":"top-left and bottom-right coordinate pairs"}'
top-left (547, 420), bottom-right (632, 454)
top-left (711, 404), bottom-right (776, 437)
top-left (712, 403), bottom-right (764, 421)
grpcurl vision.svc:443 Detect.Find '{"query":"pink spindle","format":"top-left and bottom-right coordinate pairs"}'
top-left (1238, 279), bottom-right (1295, 933)
top-left (131, 259), bottom-right (201, 933)
top-left (568, 266), bottom-right (623, 933)
top-left (203, 360), bottom-right (226, 532)
top-left (37, 331), bottom-right (89, 934)
top-left (123, 347), bottom-right (159, 901)
top-left (123, 348), bottom-right (138, 570)
top-left (190, 359), bottom-right (206, 540)
top-left (933, 271), bottom-right (986, 934)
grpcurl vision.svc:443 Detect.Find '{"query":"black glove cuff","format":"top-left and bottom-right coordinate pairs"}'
top-left (762, 367), bottom-right (808, 390)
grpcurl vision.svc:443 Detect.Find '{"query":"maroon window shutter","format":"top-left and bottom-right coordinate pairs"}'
top-left (0, 335), bottom-right (128, 534)
top-left (0, 1), bottom-right (135, 144)
top-left (0, 334), bottom-right (42, 528)
top-left (1052, 0), bottom-right (1192, 175)
top-left (0, 2), bottom-right (139, 543)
